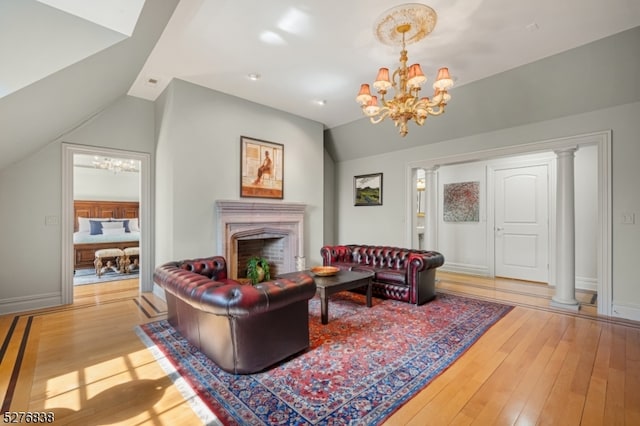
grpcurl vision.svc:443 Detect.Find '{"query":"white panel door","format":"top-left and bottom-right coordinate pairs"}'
top-left (495, 165), bottom-right (549, 282)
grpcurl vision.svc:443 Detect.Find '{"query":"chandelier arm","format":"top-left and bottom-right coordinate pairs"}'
top-left (426, 106), bottom-right (446, 116)
top-left (413, 115), bottom-right (426, 126)
top-left (369, 109), bottom-right (391, 124)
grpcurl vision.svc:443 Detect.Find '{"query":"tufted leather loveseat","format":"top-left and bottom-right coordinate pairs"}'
top-left (154, 256), bottom-right (316, 374)
top-left (320, 245), bottom-right (444, 305)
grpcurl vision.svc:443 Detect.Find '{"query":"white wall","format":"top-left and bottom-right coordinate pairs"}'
top-left (0, 96), bottom-right (155, 313)
top-left (574, 145), bottom-right (598, 289)
top-left (436, 161), bottom-right (488, 276)
top-left (331, 101), bottom-right (640, 319)
top-left (73, 167), bottom-right (140, 201)
top-left (154, 80), bottom-right (325, 269)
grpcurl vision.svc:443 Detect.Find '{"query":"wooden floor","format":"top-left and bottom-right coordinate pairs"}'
top-left (1, 273), bottom-right (639, 425)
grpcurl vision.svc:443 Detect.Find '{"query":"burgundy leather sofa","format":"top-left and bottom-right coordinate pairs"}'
top-left (320, 245), bottom-right (444, 305)
top-left (154, 256), bottom-right (316, 374)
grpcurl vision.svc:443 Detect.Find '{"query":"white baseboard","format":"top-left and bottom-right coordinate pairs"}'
top-left (0, 292), bottom-right (62, 315)
top-left (576, 276), bottom-right (597, 292)
top-left (439, 263), bottom-right (489, 277)
top-left (153, 284), bottom-right (166, 301)
top-left (612, 302), bottom-right (640, 322)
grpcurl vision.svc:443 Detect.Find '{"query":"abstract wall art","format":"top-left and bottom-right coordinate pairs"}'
top-left (443, 181), bottom-right (480, 222)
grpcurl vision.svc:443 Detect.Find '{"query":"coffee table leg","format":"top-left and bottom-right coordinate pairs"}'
top-left (366, 279), bottom-right (372, 307)
top-left (320, 288), bottom-right (329, 325)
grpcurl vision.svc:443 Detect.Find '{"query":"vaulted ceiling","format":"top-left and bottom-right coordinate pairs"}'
top-left (1, 0), bottom-right (639, 170)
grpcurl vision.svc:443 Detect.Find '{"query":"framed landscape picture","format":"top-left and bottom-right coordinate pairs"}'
top-left (240, 136), bottom-right (284, 199)
top-left (354, 173), bottom-right (383, 206)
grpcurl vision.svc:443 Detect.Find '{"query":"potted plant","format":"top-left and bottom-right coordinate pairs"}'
top-left (246, 256), bottom-right (271, 284)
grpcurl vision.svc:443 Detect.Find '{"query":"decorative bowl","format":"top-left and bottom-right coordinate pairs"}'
top-left (310, 266), bottom-right (340, 277)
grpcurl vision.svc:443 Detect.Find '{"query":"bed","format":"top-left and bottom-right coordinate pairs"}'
top-left (74, 200), bottom-right (140, 270)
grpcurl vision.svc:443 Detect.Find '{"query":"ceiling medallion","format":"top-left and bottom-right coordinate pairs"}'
top-left (356, 3), bottom-right (453, 137)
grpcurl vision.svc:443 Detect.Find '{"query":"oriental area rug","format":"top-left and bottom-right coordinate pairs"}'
top-left (136, 292), bottom-right (513, 425)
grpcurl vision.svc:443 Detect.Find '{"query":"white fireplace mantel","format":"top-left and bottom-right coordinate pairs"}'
top-left (215, 200), bottom-right (306, 278)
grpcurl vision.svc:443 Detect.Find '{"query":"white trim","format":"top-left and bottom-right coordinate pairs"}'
top-left (61, 143), bottom-right (153, 303)
top-left (406, 130), bottom-right (612, 317)
top-left (596, 131), bottom-right (612, 316)
top-left (440, 263), bottom-right (490, 277)
top-left (576, 276), bottom-right (598, 292)
top-left (0, 292), bottom-right (62, 315)
top-left (611, 302), bottom-right (640, 322)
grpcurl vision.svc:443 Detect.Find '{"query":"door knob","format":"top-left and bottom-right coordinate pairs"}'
top-left (496, 226), bottom-right (504, 231)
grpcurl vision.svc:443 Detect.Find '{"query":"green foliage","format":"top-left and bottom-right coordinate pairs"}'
top-left (356, 187), bottom-right (380, 204)
top-left (246, 256), bottom-right (271, 284)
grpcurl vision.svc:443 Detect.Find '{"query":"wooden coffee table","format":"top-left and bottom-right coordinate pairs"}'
top-left (279, 269), bottom-right (374, 324)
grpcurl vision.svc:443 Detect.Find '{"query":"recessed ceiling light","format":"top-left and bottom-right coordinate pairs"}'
top-left (248, 73), bottom-right (261, 81)
top-left (315, 99), bottom-right (327, 106)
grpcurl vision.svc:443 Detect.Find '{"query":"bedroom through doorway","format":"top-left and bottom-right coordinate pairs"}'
top-left (72, 153), bottom-right (142, 287)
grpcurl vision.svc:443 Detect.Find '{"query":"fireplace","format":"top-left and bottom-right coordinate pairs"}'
top-left (215, 200), bottom-right (306, 279)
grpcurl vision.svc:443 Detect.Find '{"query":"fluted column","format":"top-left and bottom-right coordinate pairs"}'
top-left (551, 147), bottom-right (580, 311)
top-left (425, 166), bottom-right (439, 250)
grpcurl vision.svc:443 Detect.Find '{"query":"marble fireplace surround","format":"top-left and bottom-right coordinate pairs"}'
top-left (215, 200), bottom-right (306, 279)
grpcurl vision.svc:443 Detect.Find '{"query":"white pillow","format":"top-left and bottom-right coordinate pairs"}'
top-left (128, 218), bottom-right (140, 232)
top-left (78, 217), bottom-right (108, 233)
top-left (102, 221), bottom-right (124, 229)
top-left (102, 227), bottom-right (126, 235)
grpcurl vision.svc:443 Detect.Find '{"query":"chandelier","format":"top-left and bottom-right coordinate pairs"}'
top-left (92, 156), bottom-right (139, 173)
top-left (356, 4), bottom-right (453, 137)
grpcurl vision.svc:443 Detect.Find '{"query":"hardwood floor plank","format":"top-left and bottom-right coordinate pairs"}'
top-left (393, 308), bottom-right (534, 425)
top-left (470, 311), bottom-right (558, 425)
top-left (0, 316), bottom-right (32, 412)
top-left (8, 316), bottom-right (42, 412)
top-left (458, 310), bottom-right (550, 425)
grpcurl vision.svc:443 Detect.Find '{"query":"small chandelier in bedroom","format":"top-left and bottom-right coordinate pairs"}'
top-left (355, 3), bottom-right (454, 137)
top-left (92, 156), bottom-right (139, 173)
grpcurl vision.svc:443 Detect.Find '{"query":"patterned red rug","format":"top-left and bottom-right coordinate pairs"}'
top-left (136, 292), bottom-right (512, 425)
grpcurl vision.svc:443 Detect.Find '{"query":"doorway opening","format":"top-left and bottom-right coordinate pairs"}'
top-left (61, 144), bottom-right (152, 304)
top-left (406, 131), bottom-right (611, 316)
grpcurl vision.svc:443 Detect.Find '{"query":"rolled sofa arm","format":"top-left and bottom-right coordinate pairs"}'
top-left (320, 245), bottom-right (353, 265)
top-left (154, 258), bottom-right (316, 317)
top-left (407, 251), bottom-right (445, 273)
top-left (196, 273), bottom-right (316, 316)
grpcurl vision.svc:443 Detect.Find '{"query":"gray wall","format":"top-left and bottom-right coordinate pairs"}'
top-left (325, 26), bottom-right (640, 163)
top-left (323, 150), bottom-right (336, 246)
top-left (154, 80), bottom-right (325, 270)
top-left (0, 96), bottom-right (155, 313)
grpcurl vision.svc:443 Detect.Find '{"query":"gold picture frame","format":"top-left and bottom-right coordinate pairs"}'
top-left (240, 136), bottom-right (284, 199)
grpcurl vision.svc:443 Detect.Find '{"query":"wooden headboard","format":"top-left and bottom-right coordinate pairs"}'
top-left (74, 200), bottom-right (140, 232)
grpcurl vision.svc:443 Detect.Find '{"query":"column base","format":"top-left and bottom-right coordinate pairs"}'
top-left (550, 298), bottom-right (580, 312)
